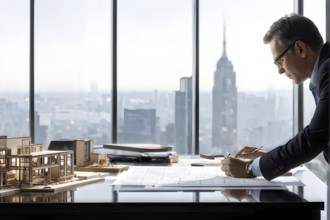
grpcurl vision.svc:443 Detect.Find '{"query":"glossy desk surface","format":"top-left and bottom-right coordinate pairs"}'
top-left (0, 158), bottom-right (327, 220)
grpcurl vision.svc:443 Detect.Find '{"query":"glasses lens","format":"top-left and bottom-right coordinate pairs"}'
top-left (273, 43), bottom-right (295, 67)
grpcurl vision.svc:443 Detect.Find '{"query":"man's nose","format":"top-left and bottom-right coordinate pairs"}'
top-left (278, 66), bottom-right (285, 74)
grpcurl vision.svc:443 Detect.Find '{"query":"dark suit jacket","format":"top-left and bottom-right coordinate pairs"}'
top-left (260, 42), bottom-right (330, 180)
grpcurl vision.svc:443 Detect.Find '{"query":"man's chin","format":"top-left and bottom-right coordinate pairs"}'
top-left (292, 78), bottom-right (302, 84)
top-left (294, 79), bottom-right (305, 84)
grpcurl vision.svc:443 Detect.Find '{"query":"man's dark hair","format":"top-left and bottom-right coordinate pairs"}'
top-left (263, 13), bottom-right (323, 52)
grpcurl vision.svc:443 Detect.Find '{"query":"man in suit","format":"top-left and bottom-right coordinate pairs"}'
top-left (221, 13), bottom-right (329, 181)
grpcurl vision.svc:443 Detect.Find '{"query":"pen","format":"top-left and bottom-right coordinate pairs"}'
top-left (226, 152), bottom-right (231, 158)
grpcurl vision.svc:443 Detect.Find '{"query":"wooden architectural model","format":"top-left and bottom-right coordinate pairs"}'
top-left (0, 135), bottom-right (128, 197)
top-left (0, 136), bottom-right (74, 189)
top-left (49, 139), bottom-right (128, 172)
top-left (49, 139), bottom-right (108, 167)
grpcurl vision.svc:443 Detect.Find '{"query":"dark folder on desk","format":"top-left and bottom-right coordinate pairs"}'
top-left (108, 153), bottom-right (173, 163)
top-left (103, 143), bottom-right (173, 152)
top-left (103, 143), bottom-right (177, 164)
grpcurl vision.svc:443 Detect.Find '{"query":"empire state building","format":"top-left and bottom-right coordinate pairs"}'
top-left (212, 25), bottom-right (237, 153)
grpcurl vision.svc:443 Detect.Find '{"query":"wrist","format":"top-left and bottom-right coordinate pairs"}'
top-left (246, 160), bottom-right (256, 178)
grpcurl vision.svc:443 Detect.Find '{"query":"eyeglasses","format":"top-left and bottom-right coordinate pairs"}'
top-left (273, 43), bottom-right (295, 67)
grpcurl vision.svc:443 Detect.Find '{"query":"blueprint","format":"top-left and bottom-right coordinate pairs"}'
top-left (112, 166), bottom-right (303, 190)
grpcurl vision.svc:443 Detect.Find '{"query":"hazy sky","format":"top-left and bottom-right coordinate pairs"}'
top-left (0, 0), bottom-right (326, 93)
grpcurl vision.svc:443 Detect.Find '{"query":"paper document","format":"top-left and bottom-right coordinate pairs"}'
top-left (112, 166), bottom-right (303, 189)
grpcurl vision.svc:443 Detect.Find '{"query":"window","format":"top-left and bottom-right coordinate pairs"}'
top-left (199, 0), bottom-right (293, 154)
top-left (117, 0), bottom-right (193, 155)
top-left (0, 0), bottom-right (30, 137)
top-left (303, 0), bottom-right (327, 182)
top-left (34, 0), bottom-right (112, 148)
top-left (0, 0), bottom-right (328, 184)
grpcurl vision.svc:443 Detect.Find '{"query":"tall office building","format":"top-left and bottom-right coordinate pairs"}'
top-left (119, 108), bottom-right (157, 144)
top-left (34, 111), bottom-right (48, 147)
top-left (174, 77), bottom-right (192, 154)
top-left (212, 25), bottom-right (237, 153)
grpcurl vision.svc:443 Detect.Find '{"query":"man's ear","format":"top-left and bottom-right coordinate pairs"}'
top-left (295, 40), bottom-right (307, 58)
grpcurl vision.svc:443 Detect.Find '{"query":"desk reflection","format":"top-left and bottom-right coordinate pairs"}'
top-left (0, 181), bottom-right (323, 220)
top-left (0, 184), bottom-right (307, 204)
top-left (0, 190), bottom-right (75, 203)
top-left (221, 188), bottom-right (307, 202)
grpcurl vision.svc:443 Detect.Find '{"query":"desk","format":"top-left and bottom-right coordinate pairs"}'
top-left (0, 159), bottom-right (326, 220)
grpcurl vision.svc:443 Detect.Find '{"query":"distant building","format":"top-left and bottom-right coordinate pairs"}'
top-left (212, 25), bottom-right (237, 153)
top-left (119, 109), bottom-right (157, 143)
top-left (174, 77), bottom-right (192, 154)
top-left (34, 111), bottom-right (48, 147)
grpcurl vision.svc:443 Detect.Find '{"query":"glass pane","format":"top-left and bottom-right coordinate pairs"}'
top-left (303, 0), bottom-right (327, 182)
top-left (117, 0), bottom-right (193, 154)
top-left (0, 0), bottom-right (30, 137)
top-left (199, 0), bottom-right (293, 155)
top-left (35, 0), bottom-right (112, 148)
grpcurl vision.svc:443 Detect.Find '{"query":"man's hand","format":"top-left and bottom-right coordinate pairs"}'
top-left (235, 146), bottom-right (266, 160)
top-left (220, 156), bottom-right (253, 178)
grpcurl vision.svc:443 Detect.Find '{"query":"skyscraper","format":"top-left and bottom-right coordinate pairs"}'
top-left (120, 108), bottom-right (157, 143)
top-left (174, 77), bottom-right (192, 154)
top-left (212, 25), bottom-right (237, 153)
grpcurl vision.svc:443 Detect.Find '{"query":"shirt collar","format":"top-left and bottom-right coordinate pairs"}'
top-left (310, 56), bottom-right (320, 86)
